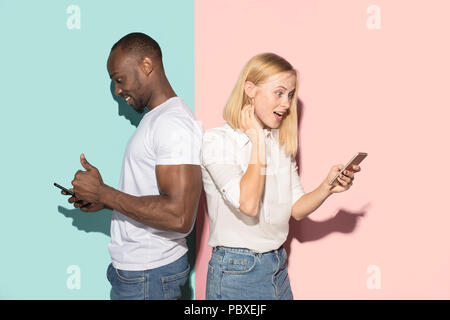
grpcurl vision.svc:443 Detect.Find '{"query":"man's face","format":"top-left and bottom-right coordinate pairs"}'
top-left (107, 48), bottom-right (148, 114)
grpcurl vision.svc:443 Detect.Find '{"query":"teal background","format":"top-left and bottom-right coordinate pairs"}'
top-left (0, 0), bottom-right (195, 299)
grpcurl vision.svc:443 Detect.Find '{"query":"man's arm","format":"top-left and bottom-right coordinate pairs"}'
top-left (72, 155), bottom-right (202, 233)
top-left (100, 165), bottom-right (202, 233)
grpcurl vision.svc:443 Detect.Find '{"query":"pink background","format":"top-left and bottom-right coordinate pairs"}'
top-left (195, 0), bottom-right (450, 299)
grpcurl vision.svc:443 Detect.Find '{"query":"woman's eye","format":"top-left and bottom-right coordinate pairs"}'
top-left (276, 91), bottom-right (283, 97)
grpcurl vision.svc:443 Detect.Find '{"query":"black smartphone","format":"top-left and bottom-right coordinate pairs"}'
top-left (54, 182), bottom-right (75, 197)
top-left (54, 182), bottom-right (92, 208)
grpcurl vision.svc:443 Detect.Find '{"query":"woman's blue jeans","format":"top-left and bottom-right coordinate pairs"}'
top-left (206, 246), bottom-right (293, 300)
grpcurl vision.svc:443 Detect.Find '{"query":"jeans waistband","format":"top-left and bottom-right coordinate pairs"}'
top-left (213, 246), bottom-right (284, 256)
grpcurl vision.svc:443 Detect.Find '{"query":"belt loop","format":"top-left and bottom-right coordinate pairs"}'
top-left (278, 246), bottom-right (283, 256)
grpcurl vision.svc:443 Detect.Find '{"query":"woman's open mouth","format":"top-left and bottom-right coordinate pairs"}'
top-left (273, 111), bottom-right (284, 122)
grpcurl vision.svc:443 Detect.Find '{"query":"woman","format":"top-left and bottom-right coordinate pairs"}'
top-left (201, 53), bottom-right (361, 300)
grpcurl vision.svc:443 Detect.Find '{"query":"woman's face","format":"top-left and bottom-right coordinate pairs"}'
top-left (249, 71), bottom-right (296, 129)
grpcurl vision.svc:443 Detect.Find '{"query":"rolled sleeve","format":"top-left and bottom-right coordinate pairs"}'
top-left (205, 163), bottom-right (242, 209)
top-left (201, 131), bottom-right (243, 210)
top-left (291, 159), bottom-right (305, 206)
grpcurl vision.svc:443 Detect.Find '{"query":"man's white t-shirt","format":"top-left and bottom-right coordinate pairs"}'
top-left (108, 97), bottom-right (203, 271)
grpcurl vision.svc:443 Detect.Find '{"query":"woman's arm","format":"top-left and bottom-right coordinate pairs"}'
top-left (291, 164), bottom-right (361, 220)
top-left (239, 132), bottom-right (266, 216)
top-left (291, 182), bottom-right (332, 221)
top-left (238, 104), bottom-right (266, 217)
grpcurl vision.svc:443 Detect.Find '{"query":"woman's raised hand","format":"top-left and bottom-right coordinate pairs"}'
top-left (240, 104), bottom-right (264, 144)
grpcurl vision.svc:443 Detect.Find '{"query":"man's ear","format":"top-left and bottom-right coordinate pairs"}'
top-left (244, 81), bottom-right (257, 99)
top-left (140, 57), bottom-right (153, 76)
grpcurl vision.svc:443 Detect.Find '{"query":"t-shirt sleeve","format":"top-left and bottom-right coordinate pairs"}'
top-left (201, 130), bottom-right (243, 210)
top-left (291, 157), bottom-right (306, 206)
top-left (152, 114), bottom-right (203, 165)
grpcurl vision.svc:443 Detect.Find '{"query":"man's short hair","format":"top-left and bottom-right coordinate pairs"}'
top-left (111, 32), bottom-right (162, 62)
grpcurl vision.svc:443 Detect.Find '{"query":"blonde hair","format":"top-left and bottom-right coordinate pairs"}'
top-left (223, 53), bottom-right (299, 156)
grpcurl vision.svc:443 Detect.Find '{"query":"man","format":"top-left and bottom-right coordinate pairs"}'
top-left (64, 32), bottom-right (203, 300)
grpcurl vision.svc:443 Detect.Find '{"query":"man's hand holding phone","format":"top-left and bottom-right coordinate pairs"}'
top-left (67, 190), bottom-right (105, 212)
top-left (55, 154), bottom-right (108, 212)
top-left (57, 184), bottom-right (105, 212)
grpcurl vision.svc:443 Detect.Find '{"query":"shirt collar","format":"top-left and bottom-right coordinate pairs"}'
top-left (264, 128), bottom-right (274, 139)
top-left (225, 123), bottom-right (274, 148)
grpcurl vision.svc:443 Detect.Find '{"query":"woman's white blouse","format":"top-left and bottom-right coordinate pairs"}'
top-left (201, 123), bottom-right (305, 253)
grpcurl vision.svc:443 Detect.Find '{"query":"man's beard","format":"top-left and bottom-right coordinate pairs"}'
top-left (132, 98), bottom-right (147, 114)
top-left (133, 104), bottom-right (146, 114)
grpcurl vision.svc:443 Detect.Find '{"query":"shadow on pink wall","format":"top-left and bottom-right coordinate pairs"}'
top-left (285, 208), bottom-right (368, 265)
top-left (286, 98), bottom-right (369, 264)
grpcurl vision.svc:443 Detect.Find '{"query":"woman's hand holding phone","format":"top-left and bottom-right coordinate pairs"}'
top-left (320, 152), bottom-right (366, 195)
top-left (322, 164), bottom-right (361, 195)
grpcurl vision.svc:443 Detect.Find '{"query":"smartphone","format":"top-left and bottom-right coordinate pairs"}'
top-left (329, 152), bottom-right (368, 185)
top-left (54, 182), bottom-right (75, 197)
top-left (54, 182), bottom-right (93, 208)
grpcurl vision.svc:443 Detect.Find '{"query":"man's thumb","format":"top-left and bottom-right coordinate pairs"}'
top-left (80, 153), bottom-right (94, 171)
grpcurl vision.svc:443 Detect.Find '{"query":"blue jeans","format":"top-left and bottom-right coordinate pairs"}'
top-left (206, 246), bottom-right (293, 300)
top-left (107, 253), bottom-right (190, 300)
